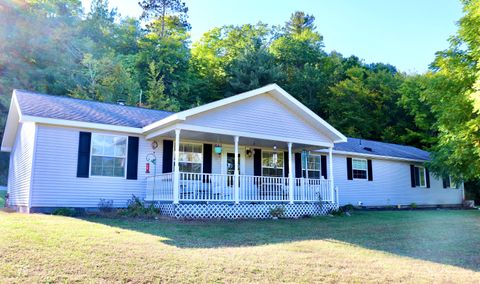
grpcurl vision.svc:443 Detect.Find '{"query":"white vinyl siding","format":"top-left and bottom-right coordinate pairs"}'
top-left (7, 122), bottom-right (36, 209)
top-left (333, 154), bottom-right (463, 206)
top-left (185, 93), bottom-right (332, 144)
top-left (30, 125), bottom-right (152, 208)
top-left (23, 125), bottom-right (463, 209)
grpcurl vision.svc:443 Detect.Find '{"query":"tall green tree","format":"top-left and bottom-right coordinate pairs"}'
top-left (404, 0), bottom-right (480, 181)
top-left (138, 0), bottom-right (189, 38)
top-left (226, 44), bottom-right (285, 95)
top-left (190, 23), bottom-right (273, 102)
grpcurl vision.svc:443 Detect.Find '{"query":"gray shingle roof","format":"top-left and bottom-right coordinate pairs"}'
top-left (14, 90), bottom-right (430, 161)
top-left (333, 137), bottom-right (430, 161)
top-left (15, 90), bottom-right (174, 128)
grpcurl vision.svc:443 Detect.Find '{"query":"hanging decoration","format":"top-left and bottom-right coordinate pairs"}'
top-left (214, 144), bottom-right (223, 155)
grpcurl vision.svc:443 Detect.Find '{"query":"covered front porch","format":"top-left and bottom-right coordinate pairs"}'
top-left (141, 85), bottom-right (346, 217)
top-left (144, 126), bottom-right (338, 205)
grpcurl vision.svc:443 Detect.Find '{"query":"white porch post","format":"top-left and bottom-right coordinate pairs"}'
top-left (234, 136), bottom-right (240, 204)
top-left (288, 142), bottom-right (294, 204)
top-left (173, 129), bottom-right (181, 204)
top-left (328, 146), bottom-right (334, 203)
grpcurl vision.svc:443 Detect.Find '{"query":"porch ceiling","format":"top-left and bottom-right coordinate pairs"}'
top-left (154, 129), bottom-right (324, 151)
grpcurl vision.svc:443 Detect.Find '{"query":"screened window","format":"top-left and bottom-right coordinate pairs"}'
top-left (90, 133), bottom-right (127, 177)
top-left (177, 143), bottom-right (203, 173)
top-left (262, 151), bottom-right (284, 177)
top-left (302, 155), bottom-right (321, 179)
top-left (415, 166), bottom-right (426, 187)
top-left (352, 158), bottom-right (367, 179)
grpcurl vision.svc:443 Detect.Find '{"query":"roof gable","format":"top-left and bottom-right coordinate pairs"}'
top-left (144, 84), bottom-right (347, 143)
top-left (184, 92), bottom-right (334, 145)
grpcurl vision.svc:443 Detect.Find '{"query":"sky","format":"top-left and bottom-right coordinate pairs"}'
top-left (81, 0), bottom-right (463, 73)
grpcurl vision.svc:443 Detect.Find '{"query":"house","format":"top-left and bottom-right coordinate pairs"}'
top-left (1, 84), bottom-right (464, 218)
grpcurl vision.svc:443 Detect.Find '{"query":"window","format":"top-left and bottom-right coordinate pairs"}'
top-left (90, 133), bottom-right (127, 177)
top-left (177, 143), bottom-right (202, 173)
top-left (414, 166), bottom-right (426, 187)
top-left (302, 155), bottom-right (321, 179)
top-left (262, 151), bottom-right (284, 177)
top-left (352, 158), bottom-right (367, 179)
top-left (449, 176), bottom-right (457, 189)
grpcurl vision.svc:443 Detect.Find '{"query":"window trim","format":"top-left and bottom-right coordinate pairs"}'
top-left (352, 158), bottom-right (368, 180)
top-left (301, 154), bottom-right (322, 179)
top-left (449, 176), bottom-right (457, 189)
top-left (415, 166), bottom-right (427, 188)
top-left (261, 150), bottom-right (284, 177)
top-left (173, 142), bottom-right (204, 173)
top-left (89, 132), bottom-right (128, 179)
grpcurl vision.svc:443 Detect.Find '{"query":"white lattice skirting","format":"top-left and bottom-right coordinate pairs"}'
top-left (154, 202), bottom-right (338, 219)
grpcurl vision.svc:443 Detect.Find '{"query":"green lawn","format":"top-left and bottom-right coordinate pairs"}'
top-left (0, 190), bottom-right (5, 207)
top-left (0, 210), bottom-right (479, 283)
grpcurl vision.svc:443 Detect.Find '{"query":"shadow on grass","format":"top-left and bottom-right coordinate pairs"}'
top-left (84, 210), bottom-right (480, 271)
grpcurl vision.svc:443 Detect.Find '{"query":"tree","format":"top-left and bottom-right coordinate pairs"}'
top-left (285, 11), bottom-right (316, 36)
top-left (138, 0), bottom-right (189, 38)
top-left (137, 15), bottom-right (192, 108)
top-left (145, 61), bottom-right (180, 111)
top-left (190, 23), bottom-right (273, 103)
top-left (226, 44), bottom-right (285, 95)
top-left (328, 63), bottom-right (414, 144)
top-left (409, 0), bottom-right (480, 182)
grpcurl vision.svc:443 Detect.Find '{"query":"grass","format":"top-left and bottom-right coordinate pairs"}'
top-left (0, 190), bottom-right (5, 207)
top-left (0, 210), bottom-right (479, 283)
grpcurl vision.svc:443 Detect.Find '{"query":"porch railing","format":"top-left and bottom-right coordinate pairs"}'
top-left (146, 172), bottom-right (335, 203)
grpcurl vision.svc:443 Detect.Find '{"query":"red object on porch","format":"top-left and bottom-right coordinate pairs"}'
top-left (145, 163), bottom-right (150, 174)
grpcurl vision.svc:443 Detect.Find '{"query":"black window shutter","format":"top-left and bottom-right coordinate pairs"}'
top-left (442, 177), bottom-right (449, 188)
top-left (295, 152), bottom-right (302, 178)
top-left (77, 132), bottom-right (91, 178)
top-left (126, 136), bottom-right (139, 180)
top-left (254, 148), bottom-right (262, 176)
top-left (162, 140), bottom-right (173, 173)
top-left (425, 168), bottom-right (430, 188)
top-left (203, 144), bottom-right (212, 174)
top-left (282, 151), bottom-right (289, 177)
top-left (410, 165), bottom-right (416, 187)
top-left (367, 159), bottom-right (373, 181)
top-left (346, 157), bottom-right (353, 180)
top-left (321, 155), bottom-right (327, 179)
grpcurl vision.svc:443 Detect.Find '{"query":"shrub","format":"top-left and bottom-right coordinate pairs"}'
top-left (51, 208), bottom-right (76, 217)
top-left (98, 199), bottom-right (114, 213)
top-left (269, 205), bottom-right (285, 218)
top-left (410, 203), bottom-right (418, 209)
top-left (329, 204), bottom-right (356, 216)
top-left (341, 204), bottom-right (356, 212)
top-left (118, 195), bottom-right (160, 218)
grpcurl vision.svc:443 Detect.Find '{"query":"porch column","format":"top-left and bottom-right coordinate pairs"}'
top-left (173, 129), bottom-right (181, 204)
top-left (234, 136), bottom-right (240, 204)
top-left (328, 146), bottom-right (334, 202)
top-left (288, 142), bottom-right (294, 204)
